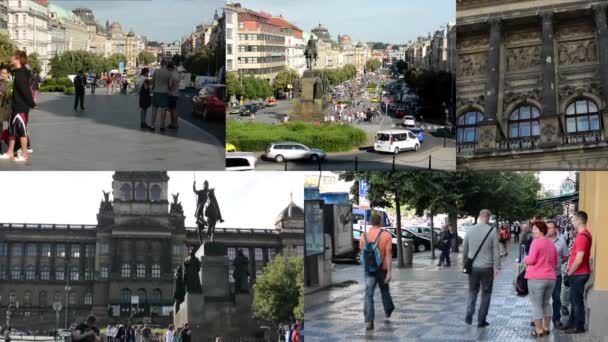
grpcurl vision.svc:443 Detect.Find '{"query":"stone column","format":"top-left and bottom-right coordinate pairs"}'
top-left (592, 3), bottom-right (608, 140)
top-left (477, 18), bottom-right (502, 152)
top-left (539, 11), bottom-right (561, 147)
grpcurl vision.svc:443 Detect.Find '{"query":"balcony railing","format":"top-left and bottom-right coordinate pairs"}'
top-left (563, 131), bottom-right (603, 145)
top-left (498, 136), bottom-right (540, 151)
top-left (456, 143), bottom-right (476, 156)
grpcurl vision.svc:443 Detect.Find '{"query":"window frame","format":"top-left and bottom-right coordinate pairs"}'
top-left (456, 111), bottom-right (485, 144)
top-left (508, 105), bottom-right (541, 138)
top-left (565, 98), bottom-right (601, 133)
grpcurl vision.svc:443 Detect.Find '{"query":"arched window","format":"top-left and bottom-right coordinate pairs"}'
top-left (9, 291), bottom-right (16, 304)
top-left (120, 183), bottom-right (132, 201)
top-left (136, 264), bottom-right (146, 278)
top-left (55, 266), bottom-right (64, 281)
top-left (509, 105), bottom-right (540, 138)
top-left (151, 289), bottom-right (162, 305)
top-left (121, 264), bottom-right (131, 278)
top-left (54, 291), bottom-right (61, 304)
top-left (137, 288), bottom-right (147, 304)
top-left (134, 182), bottom-right (146, 201)
top-left (151, 264), bottom-right (160, 279)
top-left (40, 265), bottom-right (50, 280)
top-left (566, 99), bottom-right (600, 133)
top-left (70, 266), bottom-right (80, 281)
top-left (150, 184), bottom-right (162, 202)
top-left (83, 292), bottom-right (93, 305)
top-left (120, 288), bottom-right (131, 304)
top-left (457, 111), bottom-right (484, 144)
top-left (25, 265), bottom-right (35, 280)
top-left (68, 292), bottom-right (76, 305)
top-left (24, 290), bottom-right (31, 306)
top-left (39, 291), bottom-right (47, 307)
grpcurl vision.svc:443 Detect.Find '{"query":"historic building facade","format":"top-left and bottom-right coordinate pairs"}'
top-left (0, 172), bottom-right (304, 330)
top-left (456, 0), bottom-right (608, 169)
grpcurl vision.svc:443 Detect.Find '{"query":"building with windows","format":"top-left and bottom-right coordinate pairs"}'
top-left (272, 15), bottom-right (305, 76)
top-left (7, 0), bottom-right (50, 75)
top-left (161, 41), bottom-right (181, 61)
top-left (47, 3), bottom-right (87, 52)
top-left (456, 0), bottom-right (608, 170)
top-left (225, 4), bottom-right (238, 72)
top-left (0, 172), bottom-right (304, 330)
top-left (0, 0), bottom-right (9, 35)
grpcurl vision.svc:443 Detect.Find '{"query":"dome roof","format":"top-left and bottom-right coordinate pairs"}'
top-left (311, 23), bottom-right (331, 42)
top-left (110, 22), bottom-right (122, 32)
top-left (275, 198), bottom-right (304, 227)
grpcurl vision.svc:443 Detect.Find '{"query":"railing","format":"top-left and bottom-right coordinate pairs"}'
top-left (497, 136), bottom-right (539, 151)
top-left (456, 143), bottom-right (475, 156)
top-left (0, 223), bottom-right (97, 230)
top-left (563, 131), bottom-right (604, 145)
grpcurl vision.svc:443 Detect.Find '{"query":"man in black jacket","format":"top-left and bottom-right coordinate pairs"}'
top-left (2, 50), bottom-right (35, 161)
top-left (74, 70), bottom-right (86, 110)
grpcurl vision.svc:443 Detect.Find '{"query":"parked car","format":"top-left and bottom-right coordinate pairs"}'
top-left (402, 115), bottom-right (416, 127)
top-left (265, 97), bottom-right (277, 106)
top-left (229, 104), bottom-right (241, 115)
top-left (263, 141), bottom-right (327, 163)
top-left (351, 227), bottom-right (434, 263)
top-left (225, 152), bottom-right (257, 171)
top-left (192, 84), bottom-right (226, 120)
top-left (394, 109), bottom-right (408, 118)
top-left (408, 127), bottom-right (425, 143)
top-left (239, 106), bottom-right (252, 116)
top-left (374, 129), bottom-right (421, 155)
top-left (385, 227), bottom-right (433, 253)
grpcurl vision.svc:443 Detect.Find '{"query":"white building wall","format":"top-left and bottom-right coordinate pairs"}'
top-left (8, 0), bottom-right (50, 76)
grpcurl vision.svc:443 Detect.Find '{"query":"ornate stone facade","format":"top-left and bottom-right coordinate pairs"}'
top-left (456, 0), bottom-right (608, 170)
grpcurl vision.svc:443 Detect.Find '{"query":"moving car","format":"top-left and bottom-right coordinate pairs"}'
top-left (192, 84), bottom-right (226, 120)
top-left (352, 227), bottom-right (433, 263)
top-left (265, 97), bottom-right (277, 106)
top-left (374, 129), bottom-right (421, 154)
top-left (225, 152), bottom-right (257, 171)
top-left (263, 142), bottom-right (326, 163)
top-left (402, 115), bottom-right (416, 127)
top-left (408, 127), bottom-right (425, 143)
top-left (239, 106), bottom-right (252, 116)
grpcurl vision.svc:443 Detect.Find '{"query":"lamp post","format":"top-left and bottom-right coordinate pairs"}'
top-left (64, 268), bottom-right (71, 329)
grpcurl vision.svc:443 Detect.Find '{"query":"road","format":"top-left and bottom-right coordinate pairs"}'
top-left (305, 245), bottom-right (600, 342)
top-left (0, 90), bottom-right (224, 170)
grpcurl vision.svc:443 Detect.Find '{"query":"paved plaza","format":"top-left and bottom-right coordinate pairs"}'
top-left (0, 91), bottom-right (224, 170)
top-left (305, 245), bottom-right (606, 342)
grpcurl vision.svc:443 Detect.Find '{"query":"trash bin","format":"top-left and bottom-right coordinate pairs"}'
top-left (403, 238), bottom-right (414, 267)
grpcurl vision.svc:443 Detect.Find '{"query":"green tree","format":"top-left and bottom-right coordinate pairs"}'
top-left (27, 52), bottom-right (41, 74)
top-left (252, 255), bottom-right (304, 324)
top-left (49, 51), bottom-right (107, 77)
top-left (183, 49), bottom-right (210, 76)
top-left (106, 53), bottom-right (127, 70)
top-left (365, 58), bottom-right (382, 72)
top-left (226, 71), bottom-right (241, 100)
top-left (0, 33), bottom-right (15, 67)
top-left (395, 60), bottom-right (408, 74)
top-left (273, 68), bottom-right (300, 95)
top-left (137, 50), bottom-right (156, 65)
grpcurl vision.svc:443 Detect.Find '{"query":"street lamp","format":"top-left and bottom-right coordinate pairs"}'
top-left (64, 267), bottom-right (71, 329)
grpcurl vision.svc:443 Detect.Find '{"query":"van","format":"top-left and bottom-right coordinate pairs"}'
top-left (374, 129), bottom-right (420, 154)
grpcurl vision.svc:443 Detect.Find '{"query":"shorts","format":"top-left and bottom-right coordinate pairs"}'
top-left (9, 112), bottom-right (27, 138)
top-left (168, 96), bottom-right (178, 109)
top-left (152, 92), bottom-right (169, 108)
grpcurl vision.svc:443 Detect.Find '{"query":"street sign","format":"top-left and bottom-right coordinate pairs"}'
top-left (118, 62), bottom-right (124, 74)
top-left (359, 180), bottom-right (369, 197)
top-left (53, 302), bottom-right (62, 312)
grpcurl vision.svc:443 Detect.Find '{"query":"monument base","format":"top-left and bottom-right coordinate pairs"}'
top-left (291, 99), bottom-right (326, 122)
top-left (173, 292), bottom-right (204, 330)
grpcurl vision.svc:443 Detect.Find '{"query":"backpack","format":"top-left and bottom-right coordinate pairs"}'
top-left (362, 230), bottom-right (385, 275)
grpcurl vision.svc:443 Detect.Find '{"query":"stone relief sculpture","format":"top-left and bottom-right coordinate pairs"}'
top-left (558, 83), bottom-right (600, 100)
top-left (557, 23), bottom-right (595, 40)
top-left (505, 30), bottom-right (541, 44)
top-left (558, 40), bottom-right (598, 65)
top-left (506, 46), bottom-right (542, 71)
top-left (100, 191), bottom-right (113, 212)
top-left (170, 193), bottom-right (184, 215)
top-left (457, 35), bottom-right (489, 50)
top-left (456, 96), bottom-right (485, 110)
top-left (503, 89), bottom-right (542, 109)
top-left (458, 53), bottom-right (488, 78)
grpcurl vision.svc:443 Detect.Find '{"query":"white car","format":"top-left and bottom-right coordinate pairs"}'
top-left (263, 142), bottom-right (326, 163)
top-left (374, 129), bottom-right (420, 154)
top-left (402, 115), bottom-right (416, 127)
top-left (225, 152), bottom-right (257, 171)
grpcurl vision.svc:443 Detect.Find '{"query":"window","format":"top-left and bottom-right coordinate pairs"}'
top-left (150, 184), bottom-right (161, 202)
top-left (39, 291), bottom-right (47, 307)
top-left (136, 264), bottom-right (146, 278)
top-left (457, 111), bottom-right (484, 144)
top-left (68, 292), bottom-right (76, 305)
top-left (100, 242), bottom-right (109, 255)
top-left (40, 265), bottom-right (50, 280)
top-left (121, 264), bottom-right (131, 278)
top-left (70, 266), bottom-right (79, 281)
top-left (54, 291), bottom-right (61, 304)
top-left (25, 265), bottom-right (35, 280)
top-left (566, 99), bottom-right (600, 133)
top-left (227, 28), bottom-right (232, 37)
top-left (41, 244), bottom-right (51, 257)
top-left (56, 244), bottom-right (65, 257)
top-left (0, 265), bottom-right (5, 280)
top-left (255, 248), bottom-right (264, 261)
top-left (0, 242), bottom-right (7, 256)
top-left (152, 289), bottom-right (162, 305)
top-left (134, 182), bottom-right (146, 201)
top-left (71, 244), bottom-right (80, 258)
top-left (26, 243), bottom-right (36, 256)
top-left (11, 265), bottom-right (21, 280)
top-left (24, 290), bottom-right (31, 306)
top-left (84, 292), bottom-right (93, 305)
top-left (227, 248), bottom-right (236, 260)
top-left (85, 244), bottom-right (95, 258)
top-left (509, 105), bottom-right (540, 138)
top-left (85, 268), bottom-right (93, 280)
top-left (11, 243), bottom-right (22, 257)
top-left (227, 44), bottom-right (232, 55)
top-left (152, 264), bottom-right (160, 278)
top-left (120, 288), bottom-right (131, 304)
top-left (268, 248), bottom-right (276, 261)
top-left (137, 289), bottom-right (147, 304)
top-left (120, 183), bottom-right (132, 201)
top-left (9, 291), bottom-right (16, 304)
top-left (100, 266), bottom-right (108, 279)
top-left (55, 266), bottom-right (64, 281)
top-left (172, 243), bottom-right (181, 256)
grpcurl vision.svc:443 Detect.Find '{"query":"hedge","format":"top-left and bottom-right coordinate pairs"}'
top-left (64, 87), bottom-right (75, 95)
top-left (226, 121), bottom-right (367, 152)
top-left (40, 77), bottom-right (73, 92)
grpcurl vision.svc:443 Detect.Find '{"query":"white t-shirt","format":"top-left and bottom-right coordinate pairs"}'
top-left (165, 330), bottom-right (174, 342)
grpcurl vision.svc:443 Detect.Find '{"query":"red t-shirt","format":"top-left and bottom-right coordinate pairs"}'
top-left (568, 229), bottom-right (592, 275)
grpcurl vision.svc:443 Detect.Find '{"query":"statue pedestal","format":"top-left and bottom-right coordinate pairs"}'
top-left (173, 292), bottom-right (204, 330)
top-left (196, 241), bottom-right (230, 300)
top-left (291, 76), bottom-right (327, 122)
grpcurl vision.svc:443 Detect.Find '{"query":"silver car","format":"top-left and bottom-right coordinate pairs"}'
top-left (263, 142), bottom-right (326, 163)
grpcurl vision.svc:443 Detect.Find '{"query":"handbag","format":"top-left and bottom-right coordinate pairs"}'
top-left (463, 225), bottom-right (494, 274)
top-left (515, 266), bottom-right (529, 296)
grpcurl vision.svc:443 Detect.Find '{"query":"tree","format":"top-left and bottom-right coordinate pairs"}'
top-left (49, 51), bottom-right (107, 77)
top-left (226, 71), bottom-right (241, 100)
top-left (0, 33), bottom-right (15, 67)
top-left (137, 50), bottom-right (156, 65)
top-left (27, 52), bottom-right (42, 74)
top-left (252, 255), bottom-right (303, 324)
top-left (183, 50), bottom-right (210, 76)
top-left (106, 53), bottom-right (127, 70)
top-left (273, 68), bottom-right (300, 96)
top-left (171, 54), bottom-right (183, 66)
top-left (365, 58), bottom-right (382, 73)
top-left (395, 60), bottom-right (408, 74)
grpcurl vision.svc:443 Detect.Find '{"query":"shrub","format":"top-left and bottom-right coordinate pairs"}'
top-left (57, 77), bottom-right (73, 88)
top-left (226, 121), bottom-right (367, 152)
top-left (42, 78), bottom-right (56, 87)
top-left (63, 87), bottom-right (75, 95)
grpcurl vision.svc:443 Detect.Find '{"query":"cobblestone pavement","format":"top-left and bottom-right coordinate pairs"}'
top-left (305, 245), bottom-right (606, 342)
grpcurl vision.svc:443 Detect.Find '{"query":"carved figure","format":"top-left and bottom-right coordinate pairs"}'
top-left (232, 249), bottom-right (250, 293)
top-left (183, 248), bottom-right (202, 294)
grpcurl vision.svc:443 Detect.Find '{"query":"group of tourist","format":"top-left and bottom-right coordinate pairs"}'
top-left (277, 319), bottom-right (303, 342)
top-left (136, 60), bottom-right (181, 132)
top-left (0, 49), bottom-right (37, 162)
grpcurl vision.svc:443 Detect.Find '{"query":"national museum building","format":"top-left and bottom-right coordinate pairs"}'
top-left (0, 172), bottom-right (304, 330)
top-left (456, 0), bottom-right (608, 169)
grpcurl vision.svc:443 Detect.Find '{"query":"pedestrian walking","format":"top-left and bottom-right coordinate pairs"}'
top-left (0, 66), bottom-right (12, 154)
top-left (547, 219), bottom-right (570, 329)
top-left (167, 62), bottom-right (180, 129)
top-left (71, 314), bottom-right (101, 342)
top-left (107, 76), bottom-right (113, 95)
top-left (141, 324), bottom-right (152, 342)
top-left (173, 328), bottom-right (182, 342)
top-left (150, 60), bottom-right (172, 131)
top-left (463, 209), bottom-right (500, 328)
top-left (4, 326), bottom-right (10, 342)
top-left (513, 222), bottom-right (521, 243)
top-left (165, 324), bottom-right (175, 342)
top-left (136, 68), bottom-right (152, 129)
top-left (91, 74), bottom-right (98, 95)
top-left (278, 322), bottom-right (287, 342)
top-left (437, 224), bottom-right (453, 267)
top-left (361, 212), bottom-right (395, 331)
top-left (499, 225), bottom-right (510, 257)
top-left (73, 70), bottom-right (86, 111)
top-left (1, 50), bottom-right (36, 162)
top-left (559, 211), bottom-right (593, 334)
top-left (179, 323), bottom-right (191, 342)
top-left (523, 220), bottom-right (557, 337)
top-left (290, 323), bottom-right (301, 342)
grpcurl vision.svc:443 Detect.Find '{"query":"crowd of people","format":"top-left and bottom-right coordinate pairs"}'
top-left (277, 319), bottom-right (303, 342)
top-left (135, 60), bottom-right (181, 132)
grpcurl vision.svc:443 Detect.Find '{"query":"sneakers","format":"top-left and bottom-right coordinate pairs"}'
top-left (365, 321), bottom-right (374, 331)
top-left (13, 155), bottom-right (27, 162)
top-left (564, 328), bottom-right (585, 334)
top-left (553, 321), bottom-right (564, 330)
top-left (386, 307), bottom-right (394, 319)
top-left (0, 153), bottom-right (10, 159)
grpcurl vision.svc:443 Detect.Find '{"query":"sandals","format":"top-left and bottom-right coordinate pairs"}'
top-left (531, 329), bottom-right (550, 337)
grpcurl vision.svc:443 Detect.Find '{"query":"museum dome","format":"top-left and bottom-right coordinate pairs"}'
top-left (340, 34), bottom-right (352, 46)
top-left (110, 22), bottom-right (122, 33)
top-left (275, 195), bottom-right (304, 227)
top-left (311, 23), bottom-right (331, 42)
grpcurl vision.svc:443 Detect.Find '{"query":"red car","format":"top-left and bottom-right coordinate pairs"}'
top-left (192, 84), bottom-right (226, 120)
top-left (394, 109), bottom-right (408, 118)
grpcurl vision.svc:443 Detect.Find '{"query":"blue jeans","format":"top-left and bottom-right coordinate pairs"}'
top-left (567, 273), bottom-right (590, 330)
top-left (552, 274), bottom-right (562, 323)
top-left (364, 270), bottom-right (394, 322)
top-left (140, 108), bottom-right (148, 124)
top-left (439, 249), bottom-right (451, 266)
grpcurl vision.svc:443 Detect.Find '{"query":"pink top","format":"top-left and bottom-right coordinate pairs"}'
top-left (524, 237), bottom-right (558, 280)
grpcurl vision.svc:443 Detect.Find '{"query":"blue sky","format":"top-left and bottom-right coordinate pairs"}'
top-left (53, 0), bottom-right (225, 42)
top-left (236, 0), bottom-right (455, 44)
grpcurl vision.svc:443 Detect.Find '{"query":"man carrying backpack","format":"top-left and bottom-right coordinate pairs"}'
top-left (73, 70), bottom-right (86, 111)
top-left (359, 212), bottom-right (394, 331)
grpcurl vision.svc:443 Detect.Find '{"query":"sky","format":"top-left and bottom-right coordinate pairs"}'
top-left (53, 0), bottom-right (225, 42)
top-left (0, 171), bottom-right (305, 229)
top-left (236, 0), bottom-right (455, 45)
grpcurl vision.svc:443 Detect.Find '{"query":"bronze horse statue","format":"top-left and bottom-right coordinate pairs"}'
top-left (304, 38), bottom-right (318, 70)
top-left (204, 189), bottom-right (224, 241)
top-left (194, 181), bottom-right (224, 243)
